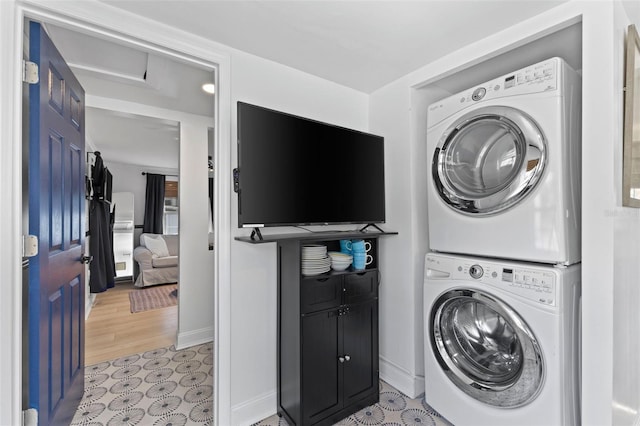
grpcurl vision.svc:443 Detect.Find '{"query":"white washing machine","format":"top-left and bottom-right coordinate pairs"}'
top-left (427, 57), bottom-right (581, 265)
top-left (423, 252), bottom-right (581, 426)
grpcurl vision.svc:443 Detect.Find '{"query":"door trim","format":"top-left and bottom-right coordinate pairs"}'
top-left (8, 1), bottom-right (232, 424)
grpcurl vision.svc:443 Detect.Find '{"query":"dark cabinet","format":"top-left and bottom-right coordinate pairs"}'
top-left (235, 230), bottom-right (396, 426)
top-left (278, 238), bottom-right (381, 426)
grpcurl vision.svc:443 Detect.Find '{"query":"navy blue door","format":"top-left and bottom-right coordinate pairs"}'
top-left (28, 21), bottom-right (85, 426)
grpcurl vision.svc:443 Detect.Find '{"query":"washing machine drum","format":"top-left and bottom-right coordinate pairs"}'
top-left (432, 106), bottom-right (547, 215)
top-left (430, 288), bottom-right (544, 408)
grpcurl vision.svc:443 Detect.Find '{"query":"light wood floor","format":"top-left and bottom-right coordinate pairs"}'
top-left (85, 280), bottom-right (177, 366)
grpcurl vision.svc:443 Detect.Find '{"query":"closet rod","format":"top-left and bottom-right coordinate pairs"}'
top-left (141, 172), bottom-right (178, 177)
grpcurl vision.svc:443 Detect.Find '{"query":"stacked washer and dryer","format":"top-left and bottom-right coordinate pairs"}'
top-left (424, 57), bottom-right (582, 426)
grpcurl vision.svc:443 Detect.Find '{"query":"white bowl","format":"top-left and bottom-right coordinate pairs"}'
top-left (328, 251), bottom-right (353, 260)
top-left (331, 262), bottom-right (351, 271)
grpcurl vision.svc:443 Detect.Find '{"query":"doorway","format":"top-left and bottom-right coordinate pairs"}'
top-left (15, 3), bottom-right (229, 424)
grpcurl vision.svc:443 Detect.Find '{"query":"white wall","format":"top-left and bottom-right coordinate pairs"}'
top-left (369, 76), bottom-right (428, 395)
top-left (228, 50), bottom-right (369, 425)
top-left (612, 4), bottom-right (640, 424)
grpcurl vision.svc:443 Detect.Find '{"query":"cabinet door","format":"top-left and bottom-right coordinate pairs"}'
top-left (302, 310), bottom-right (343, 424)
top-left (344, 271), bottom-right (378, 305)
top-left (342, 301), bottom-right (379, 407)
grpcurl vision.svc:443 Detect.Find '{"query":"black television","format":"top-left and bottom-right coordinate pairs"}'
top-left (237, 102), bottom-right (386, 228)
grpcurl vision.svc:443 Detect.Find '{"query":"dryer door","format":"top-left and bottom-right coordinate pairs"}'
top-left (432, 106), bottom-right (546, 215)
top-left (430, 288), bottom-right (544, 407)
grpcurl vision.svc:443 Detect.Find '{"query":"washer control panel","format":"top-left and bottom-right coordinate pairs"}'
top-left (437, 256), bottom-right (557, 306)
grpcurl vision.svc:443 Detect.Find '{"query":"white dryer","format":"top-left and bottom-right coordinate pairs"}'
top-left (427, 57), bottom-right (581, 265)
top-left (423, 252), bottom-right (581, 426)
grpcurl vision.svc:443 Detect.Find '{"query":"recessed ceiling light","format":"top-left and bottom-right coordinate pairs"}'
top-left (202, 83), bottom-right (215, 94)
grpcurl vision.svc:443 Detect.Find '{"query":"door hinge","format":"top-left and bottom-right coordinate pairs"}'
top-left (22, 408), bottom-right (37, 426)
top-left (23, 235), bottom-right (38, 258)
top-left (22, 60), bottom-right (39, 84)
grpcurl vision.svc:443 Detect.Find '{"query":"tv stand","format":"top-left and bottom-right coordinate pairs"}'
top-left (236, 230), bottom-right (396, 425)
top-left (359, 223), bottom-right (385, 233)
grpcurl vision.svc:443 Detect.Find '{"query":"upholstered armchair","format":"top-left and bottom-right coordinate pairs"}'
top-left (133, 233), bottom-right (179, 287)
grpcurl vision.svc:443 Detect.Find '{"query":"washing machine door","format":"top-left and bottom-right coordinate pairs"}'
top-left (432, 106), bottom-right (546, 215)
top-left (430, 288), bottom-right (544, 408)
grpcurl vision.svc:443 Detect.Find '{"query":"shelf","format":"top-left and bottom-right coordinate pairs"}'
top-left (235, 229), bottom-right (397, 244)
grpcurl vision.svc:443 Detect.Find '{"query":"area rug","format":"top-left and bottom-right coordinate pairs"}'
top-left (129, 284), bottom-right (178, 313)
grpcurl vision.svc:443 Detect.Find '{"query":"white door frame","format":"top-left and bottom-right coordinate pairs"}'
top-left (0, 1), bottom-right (232, 424)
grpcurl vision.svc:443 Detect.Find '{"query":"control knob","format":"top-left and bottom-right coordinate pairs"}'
top-left (469, 264), bottom-right (484, 279)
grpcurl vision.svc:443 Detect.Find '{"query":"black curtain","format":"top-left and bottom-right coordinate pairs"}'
top-left (143, 173), bottom-right (166, 234)
top-left (89, 152), bottom-right (116, 293)
top-left (209, 177), bottom-right (214, 230)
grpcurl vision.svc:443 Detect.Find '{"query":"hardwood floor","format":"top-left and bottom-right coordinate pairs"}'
top-left (84, 280), bottom-right (177, 366)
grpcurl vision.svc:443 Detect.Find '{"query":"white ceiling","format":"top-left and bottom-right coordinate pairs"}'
top-left (98, 0), bottom-right (567, 94)
top-left (85, 108), bottom-right (180, 169)
top-left (45, 1), bottom-right (568, 169)
top-left (44, 23), bottom-right (215, 170)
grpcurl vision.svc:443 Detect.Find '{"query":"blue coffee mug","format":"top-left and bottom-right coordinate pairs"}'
top-left (340, 239), bottom-right (353, 255)
top-left (351, 240), bottom-right (371, 254)
top-left (353, 253), bottom-right (373, 270)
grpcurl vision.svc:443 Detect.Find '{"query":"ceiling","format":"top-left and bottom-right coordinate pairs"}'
top-left (98, 0), bottom-right (567, 94)
top-left (85, 108), bottom-right (180, 169)
top-left (45, 1), bottom-right (568, 169)
top-left (44, 23), bottom-right (215, 170)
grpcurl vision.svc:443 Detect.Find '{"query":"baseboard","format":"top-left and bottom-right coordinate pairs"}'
top-left (231, 389), bottom-right (277, 426)
top-left (85, 293), bottom-right (96, 320)
top-left (175, 326), bottom-right (214, 350)
top-left (379, 356), bottom-right (425, 398)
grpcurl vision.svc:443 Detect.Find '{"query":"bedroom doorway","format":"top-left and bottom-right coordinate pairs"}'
top-left (81, 110), bottom-right (182, 365)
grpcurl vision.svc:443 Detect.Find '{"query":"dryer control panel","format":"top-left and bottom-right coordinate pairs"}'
top-left (427, 255), bottom-right (558, 307)
top-left (427, 57), bottom-right (567, 128)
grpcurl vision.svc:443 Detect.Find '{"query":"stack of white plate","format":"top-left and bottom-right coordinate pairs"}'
top-left (328, 251), bottom-right (353, 271)
top-left (301, 245), bottom-right (331, 276)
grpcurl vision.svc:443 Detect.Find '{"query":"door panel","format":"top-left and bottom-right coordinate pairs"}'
top-left (342, 301), bottom-right (378, 406)
top-left (302, 310), bottom-right (342, 423)
top-left (28, 21), bottom-right (86, 426)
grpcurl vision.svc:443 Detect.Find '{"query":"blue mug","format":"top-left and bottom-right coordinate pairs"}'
top-left (340, 239), bottom-right (353, 255)
top-left (351, 240), bottom-right (371, 254)
top-left (353, 252), bottom-right (373, 270)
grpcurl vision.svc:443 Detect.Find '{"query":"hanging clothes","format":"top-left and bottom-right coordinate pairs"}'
top-left (89, 152), bottom-right (116, 293)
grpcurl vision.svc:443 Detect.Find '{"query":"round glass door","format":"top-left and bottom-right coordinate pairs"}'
top-left (430, 289), bottom-right (544, 407)
top-left (432, 106), bottom-right (546, 215)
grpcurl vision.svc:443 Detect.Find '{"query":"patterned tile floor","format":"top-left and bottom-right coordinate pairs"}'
top-left (254, 380), bottom-right (452, 426)
top-left (71, 342), bottom-right (213, 425)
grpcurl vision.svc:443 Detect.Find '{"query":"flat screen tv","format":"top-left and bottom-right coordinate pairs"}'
top-left (237, 102), bottom-right (385, 228)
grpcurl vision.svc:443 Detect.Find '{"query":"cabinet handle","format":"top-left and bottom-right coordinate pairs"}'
top-left (344, 355), bottom-right (351, 362)
top-left (338, 356), bottom-right (345, 363)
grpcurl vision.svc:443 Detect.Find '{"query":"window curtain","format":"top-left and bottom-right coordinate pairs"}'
top-left (143, 173), bottom-right (166, 234)
top-left (209, 177), bottom-right (214, 233)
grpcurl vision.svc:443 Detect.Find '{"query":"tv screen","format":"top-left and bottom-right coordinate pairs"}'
top-left (237, 102), bottom-right (385, 228)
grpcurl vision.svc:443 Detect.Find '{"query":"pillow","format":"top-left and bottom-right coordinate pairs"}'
top-left (143, 234), bottom-right (170, 258)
